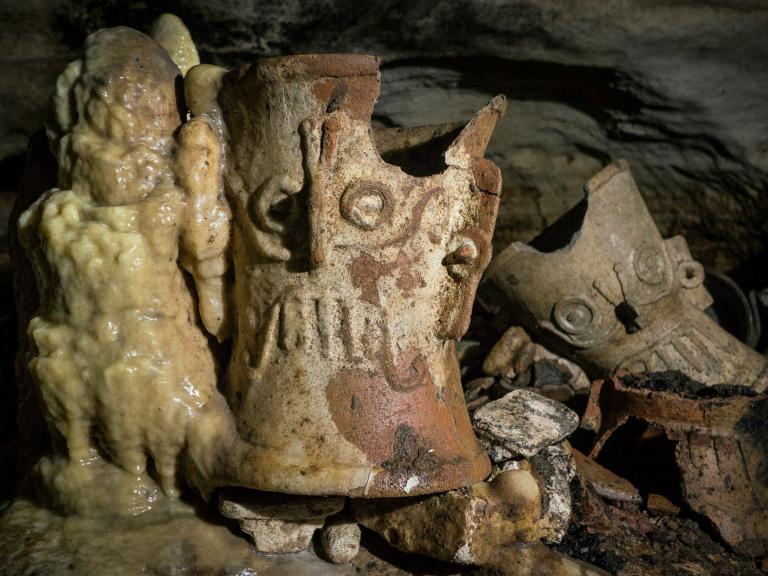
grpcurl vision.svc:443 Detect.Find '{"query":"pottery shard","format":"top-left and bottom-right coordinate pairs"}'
top-left (571, 448), bottom-right (641, 504)
top-left (646, 493), bottom-right (680, 515)
top-left (219, 491), bottom-right (345, 553)
top-left (584, 373), bottom-right (768, 557)
top-left (472, 389), bottom-right (579, 460)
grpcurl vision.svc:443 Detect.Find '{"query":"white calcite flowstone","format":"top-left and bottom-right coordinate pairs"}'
top-left (472, 389), bottom-right (579, 460)
top-left (0, 498), bottom-right (351, 576)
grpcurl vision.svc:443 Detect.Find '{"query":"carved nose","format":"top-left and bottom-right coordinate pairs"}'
top-left (443, 239), bottom-right (479, 280)
top-left (444, 241), bottom-right (479, 265)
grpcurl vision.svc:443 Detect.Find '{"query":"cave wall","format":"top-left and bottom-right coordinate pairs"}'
top-left (2, 0), bottom-right (768, 274)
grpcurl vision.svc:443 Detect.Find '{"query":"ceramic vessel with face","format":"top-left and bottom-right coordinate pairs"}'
top-left (218, 54), bottom-right (505, 496)
top-left (484, 161), bottom-right (768, 391)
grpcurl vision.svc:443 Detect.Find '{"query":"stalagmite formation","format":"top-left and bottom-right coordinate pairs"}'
top-left (17, 24), bottom-right (235, 514)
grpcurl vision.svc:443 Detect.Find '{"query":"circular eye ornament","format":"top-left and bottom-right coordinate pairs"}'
top-left (340, 181), bottom-right (392, 230)
top-left (553, 297), bottom-right (596, 334)
top-left (633, 242), bottom-right (667, 285)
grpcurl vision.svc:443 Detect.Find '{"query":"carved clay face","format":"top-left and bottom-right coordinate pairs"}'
top-left (218, 55), bottom-right (505, 497)
top-left (484, 161), bottom-right (768, 390)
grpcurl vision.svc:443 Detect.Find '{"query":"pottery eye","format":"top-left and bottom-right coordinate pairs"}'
top-left (340, 181), bottom-right (391, 230)
top-left (553, 297), bottom-right (596, 334)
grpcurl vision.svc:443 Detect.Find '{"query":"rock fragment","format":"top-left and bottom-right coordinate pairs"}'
top-left (482, 326), bottom-right (537, 378)
top-left (491, 468), bottom-right (541, 521)
top-left (353, 468), bottom-right (544, 565)
top-left (319, 521), bottom-right (361, 563)
top-left (219, 491), bottom-right (344, 554)
top-left (472, 389), bottom-right (579, 460)
top-left (529, 443), bottom-right (576, 543)
top-left (355, 442), bottom-right (576, 565)
top-left (238, 518), bottom-right (318, 553)
top-left (476, 542), bottom-right (611, 576)
top-left (481, 325), bottom-right (591, 400)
